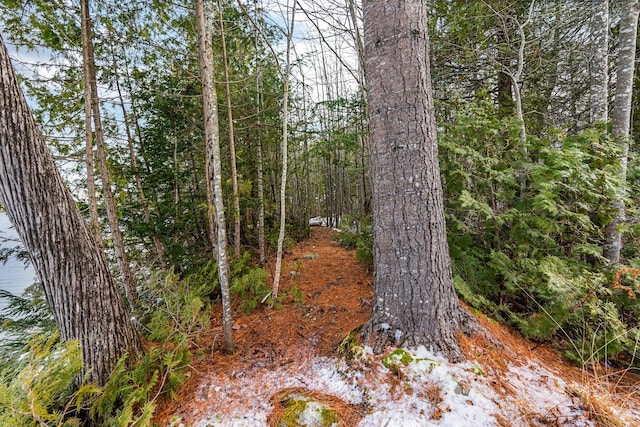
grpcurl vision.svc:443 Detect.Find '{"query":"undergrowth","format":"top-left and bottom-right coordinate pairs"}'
top-left (0, 250), bottom-right (274, 426)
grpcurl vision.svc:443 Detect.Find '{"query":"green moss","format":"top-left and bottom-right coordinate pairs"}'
top-left (278, 393), bottom-right (339, 427)
top-left (382, 348), bottom-right (413, 369)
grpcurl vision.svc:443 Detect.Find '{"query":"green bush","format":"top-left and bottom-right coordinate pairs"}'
top-left (440, 96), bottom-right (640, 366)
top-left (0, 333), bottom-right (99, 427)
top-left (338, 215), bottom-right (373, 266)
top-left (230, 252), bottom-right (270, 313)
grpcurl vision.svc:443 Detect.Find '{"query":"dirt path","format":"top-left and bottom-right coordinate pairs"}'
top-left (154, 226), bottom-right (373, 423)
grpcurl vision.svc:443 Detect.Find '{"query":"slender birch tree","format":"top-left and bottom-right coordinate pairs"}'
top-left (604, 0), bottom-right (640, 263)
top-left (195, 0), bottom-right (235, 353)
top-left (271, 0), bottom-right (296, 303)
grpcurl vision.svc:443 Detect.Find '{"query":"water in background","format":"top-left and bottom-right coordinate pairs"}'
top-left (0, 212), bottom-right (36, 313)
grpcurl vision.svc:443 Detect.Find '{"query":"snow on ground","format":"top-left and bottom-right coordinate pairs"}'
top-left (169, 344), bottom-right (639, 426)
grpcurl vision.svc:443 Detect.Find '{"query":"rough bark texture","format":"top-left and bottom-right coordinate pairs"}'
top-left (361, 0), bottom-right (477, 361)
top-left (196, 0), bottom-right (235, 353)
top-left (81, 0), bottom-right (139, 311)
top-left (0, 36), bottom-right (142, 386)
top-left (604, 0), bottom-right (639, 263)
top-left (590, 0), bottom-right (609, 124)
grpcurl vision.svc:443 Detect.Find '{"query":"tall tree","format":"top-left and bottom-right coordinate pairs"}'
top-left (218, 0), bottom-right (242, 257)
top-left (195, 0), bottom-right (235, 353)
top-left (590, 0), bottom-right (609, 125)
top-left (604, 0), bottom-right (640, 263)
top-left (271, 0), bottom-right (296, 303)
top-left (81, 0), bottom-right (139, 310)
top-left (360, 0), bottom-right (478, 360)
top-left (0, 35), bottom-right (142, 386)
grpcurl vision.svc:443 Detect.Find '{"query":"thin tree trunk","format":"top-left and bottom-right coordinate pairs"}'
top-left (218, 0), bottom-right (242, 257)
top-left (590, 0), bottom-right (609, 124)
top-left (109, 42), bottom-right (167, 269)
top-left (0, 35), bottom-right (142, 387)
top-left (196, 0), bottom-right (235, 353)
top-left (81, 14), bottom-right (101, 245)
top-left (272, 1), bottom-right (296, 303)
top-left (254, 18), bottom-right (266, 265)
top-left (604, 0), bottom-right (640, 263)
top-left (81, 0), bottom-right (139, 312)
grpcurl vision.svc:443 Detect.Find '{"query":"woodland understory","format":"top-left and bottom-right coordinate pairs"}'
top-left (1, 0), bottom-right (640, 425)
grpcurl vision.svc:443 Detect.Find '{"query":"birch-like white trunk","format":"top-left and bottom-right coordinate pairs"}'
top-left (195, 0), bottom-right (235, 353)
top-left (604, 0), bottom-right (640, 263)
top-left (271, 1), bottom-right (296, 303)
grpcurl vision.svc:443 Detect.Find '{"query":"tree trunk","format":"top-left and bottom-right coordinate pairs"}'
top-left (604, 0), bottom-right (640, 263)
top-left (81, 0), bottom-right (139, 311)
top-left (0, 35), bottom-right (142, 387)
top-left (81, 8), bottom-right (101, 245)
top-left (590, 0), bottom-right (609, 124)
top-left (195, 0), bottom-right (235, 353)
top-left (272, 1), bottom-right (296, 303)
top-left (218, 0), bottom-right (242, 258)
top-left (109, 41), bottom-right (167, 269)
top-left (361, 0), bottom-right (478, 361)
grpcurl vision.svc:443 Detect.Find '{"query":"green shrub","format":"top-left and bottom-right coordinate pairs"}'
top-left (0, 333), bottom-right (99, 427)
top-left (440, 96), bottom-right (640, 366)
top-left (230, 252), bottom-right (271, 313)
top-left (338, 215), bottom-right (373, 266)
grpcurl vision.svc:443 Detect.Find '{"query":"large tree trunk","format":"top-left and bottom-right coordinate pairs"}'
top-left (81, 0), bottom-right (139, 311)
top-left (590, 0), bottom-right (609, 124)
top-left (604, 0), bottom-right (640, 263)
top-left (0, 36), bottom-right (142, 386)
top-left (195, 0), bottom-right (235, 353)
top-left (361, 0), bottom-right (478, 361)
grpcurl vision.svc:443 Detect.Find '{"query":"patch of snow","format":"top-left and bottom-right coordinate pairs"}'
top-left (186, 345), bottom-right (640, 426)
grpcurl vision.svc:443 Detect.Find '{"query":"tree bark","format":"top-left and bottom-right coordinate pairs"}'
top-left (0, 35), bottom-right (142, 387)
top-left (109, 41), bottom-right (167, 269)
top-left (218, 0), bottom-right (242, 258)
top-left (81, 5), bottom-right (101, 245)
top-left (590, 0), bottom-right (609, 124)
top-left (81, 0), bottom-right (139, 311)
top-left (604, 0), bottom-right (640, 263)
top-left (195, 0), bottom-right (235, 353)
top-left (361, 0), bottom-right (478, 361)
top-left (271, 0), bottom-right (296, 303)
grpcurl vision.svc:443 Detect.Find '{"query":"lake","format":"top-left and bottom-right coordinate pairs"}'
top-left (0, 212), bottom-right (36, 313)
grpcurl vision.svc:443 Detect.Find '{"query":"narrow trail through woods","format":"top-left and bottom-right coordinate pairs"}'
top-left (155, 226), bottom-right (373, 422)
top-left (155, 227), bottom-right (640, 426)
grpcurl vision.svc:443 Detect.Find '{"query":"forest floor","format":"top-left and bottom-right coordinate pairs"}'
top-left (154, 227), bottom-right (640, 426)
